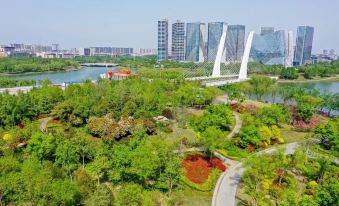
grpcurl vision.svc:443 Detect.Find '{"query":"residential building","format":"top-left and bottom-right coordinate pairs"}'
top-left (261, 27), bottom-right (275, 35)
top-left (294, 26), bottom-right (314, 65)
top-left (225, 25), bottom-right (246, 63)
top-left (157, 19), bottom-right (169, 61)
top-left (207, 22), bottom-right (227, 62)
top-left (172, 20), bottom-right (185, 61)
top-left (185, 22), bottom-right (207, 62)
top-left (139, 48), bottom-right (157, 56)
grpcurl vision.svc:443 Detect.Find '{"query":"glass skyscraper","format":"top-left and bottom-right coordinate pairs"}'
top-left (172, 21), bottom-right (185, 61)
top-left (294, 26), bottom-right (314, 65)
top-left (157, 19), bottom-right (168, 61)
top-left (207, 22), bottom-right (227, 62)
top-left (226, 25), bottom-right (245, 63)
top-left (185, 22), bottom-right (207, 62)
top-left (261, 27), bottom-right (275, 36)
top-left (250, 30), bottom-right (290, 66)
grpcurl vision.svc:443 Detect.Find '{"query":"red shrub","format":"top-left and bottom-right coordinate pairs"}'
top-left (231, 103), bottom-right (246, 113)
top-left (182, 154), bottom-right (226, 184)
top-left (246, 145), bottom-right (256, 152)
top-left (52, 120), bottom-right (61, 124)
top-left (210, 158), bottom-right (227, 171)
top-left (18, 123), bottom-right (25, 129)
top-left (245, 105), bottom-right (257, 112)
top-left (293, 116), bottom-right (320, 131)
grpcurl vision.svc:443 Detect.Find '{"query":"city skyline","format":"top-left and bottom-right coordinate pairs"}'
top-left (0, 0), bottom-right (338, 52)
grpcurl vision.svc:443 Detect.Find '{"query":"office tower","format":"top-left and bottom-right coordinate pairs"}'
top-left (172, 21), bottom-right (185, 61)
top-left (225, 25), bottom-right (246, 63)
top-left (294, 26), bottom-right (314, 65)
top-left (285, 31), bottom-right (294, 67)
top-left (207, 22), bottom-right (227, 62)
top-left (157, 19), bottom-right (169, 61)
top-left (185, 22), bottom-right (207, 62)
top-left (261, 27), bottom-right (275, 35)
top-left (250, 30), bottom-right (292, 67)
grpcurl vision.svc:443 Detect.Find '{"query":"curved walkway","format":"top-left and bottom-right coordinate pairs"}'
top-left (227, 112), bottom-right (242, 138)
top-left (212, 142), bottom-right (300, 206)
top-left (39, 117), bottom-right (52, 133)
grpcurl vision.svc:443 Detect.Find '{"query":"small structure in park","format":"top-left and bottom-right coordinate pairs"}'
top-left (100, 68), bottom-right (135, 80)
top-left (108, 69), bottom-right (135, 80)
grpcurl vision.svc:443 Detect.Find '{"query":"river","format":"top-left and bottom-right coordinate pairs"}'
top-left (9, 68), bottom-right (339, 94)
top-left (280, 81), bottom-right (339, 94)
top-left (12, 67), bottom-right (117, 84)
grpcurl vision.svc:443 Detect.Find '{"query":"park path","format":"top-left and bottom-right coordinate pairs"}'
top-left (213, 95), bottom-right (242, 139)
top-left (227, 112), bottom-right (242, 138)
top-left (212, 142), bottom-right (300, 206)
top-left (39, 117), bottom-right (52, 133)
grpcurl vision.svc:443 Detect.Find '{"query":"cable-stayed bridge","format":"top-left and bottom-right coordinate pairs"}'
top-left (183, 31), bottom-right (254, 86)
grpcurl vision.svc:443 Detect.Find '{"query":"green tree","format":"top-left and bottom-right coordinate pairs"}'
top-left (248, 75), bottom-right (276, 100)
top-left (280, 67), bottom-right (299, 79)
top-left (26, 133), bottom-right (56, 161)
top-left (85, 184), bottom-right (114, 206)
top-left (296, 95), bottom-right (322, 122)
top-left (257, 105), bottom-right (290, 126)
top-left (116, 184), bottom-right (143, 206)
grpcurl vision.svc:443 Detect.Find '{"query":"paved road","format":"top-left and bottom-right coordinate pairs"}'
top-left (212, 143), bottom-right (300, 206)
top-left (0, 84), bottom-right (66, 95)
top-left (0, 86), bottom-right (34, 95)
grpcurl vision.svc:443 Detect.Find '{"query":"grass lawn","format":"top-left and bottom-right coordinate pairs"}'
top-left (280, 128), bottom-right (310, 143)
top-left (172, 187), bottom-right (212, 206)
top-left (242, 99), bottom-right (271, 108)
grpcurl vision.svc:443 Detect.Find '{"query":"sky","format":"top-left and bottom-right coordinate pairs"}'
top-left (0, 0), bottom-right (338, 53)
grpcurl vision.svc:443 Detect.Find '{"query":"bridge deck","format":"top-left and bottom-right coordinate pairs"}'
top-left (185, 74), bottom-right (239, 81)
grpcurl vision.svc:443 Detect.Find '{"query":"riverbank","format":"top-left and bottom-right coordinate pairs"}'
top-left (0, 66), bottom-right (82, 77)
top-left (278, 75), bottom-right (339, 83)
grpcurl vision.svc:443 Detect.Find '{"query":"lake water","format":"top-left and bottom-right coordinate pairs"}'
top-left (10, 68), bottom-right (339, 94)
top-left (13, 67), bottom-right (117, 84)
top-left (280, 81), bottom-right (339, 94)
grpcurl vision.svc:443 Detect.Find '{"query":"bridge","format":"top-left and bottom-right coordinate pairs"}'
top-left (80, 63), bottom-right (119, 67)
top-left (183, 29), bottom-right (254, 86)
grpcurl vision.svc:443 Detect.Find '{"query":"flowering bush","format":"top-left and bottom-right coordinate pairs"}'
top-left (182, 154), bottom-right (226, 184)
top-left (230, 103), bottom-right (246, 113)
top-left (18, 123), bottom-right (25, 129)
top-left (246, 145), bottom-right (256, 152)
top-left (293, 116), bottom-right (320, 131)
top-left (245, 105), bottom-right (257, 113)
top-left (210, 158), bottom-right (226, 171)
top-left (52, 119), bottom-right (61, 124)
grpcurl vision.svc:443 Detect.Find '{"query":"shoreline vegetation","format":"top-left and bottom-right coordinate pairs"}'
top-left (277, 75), bottom-right (339, 83)
top-left (0, 57), bottom-right (80, 75)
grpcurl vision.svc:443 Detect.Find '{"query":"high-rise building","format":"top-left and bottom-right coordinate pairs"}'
top-left (294, 26), bottom-right (314, 65)
top-left (261, 27), bottom-right (275, 36)
top-left (185, 22), bottom-right (207, 62)
top-left (284, 31), bottom-right (294, 67)
top-left (157, 19), bottom-right (169, 61)
top-left (225, 25), bottom-right (246, 63)
top-left (250, 30), bottom-right (293, 67)
top-left (172, 21), bottom-right (185, 61)
top-left (207, 22), bottom-right (227, 62)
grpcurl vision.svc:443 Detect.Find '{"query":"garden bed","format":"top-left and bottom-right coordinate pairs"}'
top-left (180, 154), bottom-right (226, 191)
